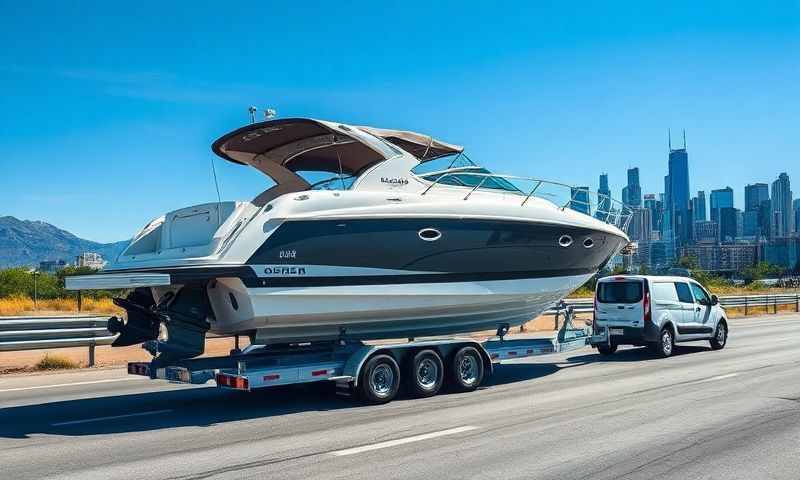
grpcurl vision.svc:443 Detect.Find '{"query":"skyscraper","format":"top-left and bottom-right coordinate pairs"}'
top-left (771, 173), bottom-right (794, 237)
top-left (710, 187), bottom-right (734, 223)
top-left (794, 198), bottom-right (800, 234)
top-left (664, 130), bottom-right (690, 249)
top-left (691, 191), bottom-right (707, 222)
top-left (622, 167), bottom-right (642, 208)
top-left (643, 193), bottom-right (661, 235)
top-left (745, 183), bottom-right (769, 212)
top-left (597, 173), bottom-right (611, 220)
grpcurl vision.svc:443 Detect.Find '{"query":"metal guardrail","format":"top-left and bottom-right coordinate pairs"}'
top-left (0, 315), bottom-right (115, 366)
top-left (543, 294), bottom-right (800, 317)
top-left (1, 293), bottom-right (798, 366)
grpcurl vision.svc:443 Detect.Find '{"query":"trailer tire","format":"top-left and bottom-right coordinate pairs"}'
top-left (406, 349), bottom-right (444, 398)
top-left (358, 354), bottom-right (401, 404)
top-left (449, 346), bottom-right (484, 392)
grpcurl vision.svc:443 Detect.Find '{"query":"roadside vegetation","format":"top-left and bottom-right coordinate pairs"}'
top-left (34, 353), bottom-right (81, 370)
top-left (0, 266), bottom-right (123, 315)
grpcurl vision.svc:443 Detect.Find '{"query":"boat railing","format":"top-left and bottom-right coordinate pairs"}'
top-left (419, 170), bottom-right (634, 232)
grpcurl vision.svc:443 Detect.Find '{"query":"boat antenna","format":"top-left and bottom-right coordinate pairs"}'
top-left (668, 128), bottom-right (672, 151)
top-left (337, 152), bottom-right (346, 190)
top-left (248, 106), bottom-right (257, 124)
top-left (211, 156), bottom-right (223, 225)
top-left (683, 129), bottom-right (686, 149)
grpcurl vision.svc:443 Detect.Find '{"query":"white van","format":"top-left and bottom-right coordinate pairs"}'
top-left (590, 275), bottom-right (728, 357)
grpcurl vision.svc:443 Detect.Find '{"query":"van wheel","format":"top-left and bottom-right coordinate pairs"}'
top-left (449, 346), bottom-right (484, 392)
top-left (358, 354), bottom-right (400, 404)
top-left (651, 328), bottom-right (674, 358)
top-left (710, 321), bottom-right (727, 350)
top-left (406, 349), bottom-right (444, 398)
top-left (597, 343), bottom-right (617, 355)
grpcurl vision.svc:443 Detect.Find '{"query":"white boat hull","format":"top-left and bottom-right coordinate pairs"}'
top-left (207, 273), bottom-right (593, 343)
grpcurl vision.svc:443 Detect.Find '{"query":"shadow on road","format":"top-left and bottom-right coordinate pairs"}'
top-left (1, 344), bottom-right (717, 440)
top-left (566, 344), bottom-right (710, 363)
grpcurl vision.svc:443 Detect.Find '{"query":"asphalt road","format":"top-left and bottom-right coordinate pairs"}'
top-left (1, 314), bottom-right (799, 480)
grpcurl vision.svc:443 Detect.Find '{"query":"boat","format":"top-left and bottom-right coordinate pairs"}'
top-left (67, 117), bottom-right (633, 365)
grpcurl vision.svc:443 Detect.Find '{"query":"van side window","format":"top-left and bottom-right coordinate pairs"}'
top-left (690, 283), bottom-right (710, 304)
top-left (651, 282), bottom-right (679, 302)
top-left (674, 282), bottom-right (695, 304)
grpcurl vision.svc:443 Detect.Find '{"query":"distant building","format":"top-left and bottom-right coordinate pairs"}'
top-left (762, 236), bottom-right (800, 271)
top-left (664, 134), bottom-right (691, 248)
top-left (643, 193), bottom-right (662, 235)
top-left (638, 239), bottom-right (674, 271)
top-left (693, 220), bottom-right (719, 244)
top-left (742, 210), bottom-right (760, 237)
top-left (771, 173), bottom-right (794, 237)
top-left (691, 191), bottom-right (707, 222)
top-left (710, 187), bottom-right (734, 223)
top-left (744, 183), bottom-right (769, 212)
top-left (680, 243), bottom-right (759, 274)
top-left (38, 259), bottom-right (67, 273)
top-left (75, 252), bottom-right (106, 270)
top-left (794, 198), bottom-right (800, 234)
top-left (596, 173), bottom-right (611, 221)
top-left (719, 207), bottom-right (739, 243)
top-left (622, 167), bottom-right (642, 208)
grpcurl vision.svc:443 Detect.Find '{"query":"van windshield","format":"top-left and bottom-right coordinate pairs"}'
top-left (598, 281), bottom-right (643, 303)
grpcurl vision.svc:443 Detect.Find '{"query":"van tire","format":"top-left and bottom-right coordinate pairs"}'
top-left (597, 343), bottom-right (617, 355)
top-left (710, 320), bottom-right (727, 350)
top-left (650, 327), bottom-right (674, 358)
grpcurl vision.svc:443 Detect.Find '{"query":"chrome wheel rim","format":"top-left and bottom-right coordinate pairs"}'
top-left (717, 324), bottom-right (726, 345)
top-left (662, 332), bottom-right (673, 355)
top-left (370, 364), bottom-right (394, 397)
top-left (417, 358), bottom-right (439, 390)
top-left (459, 355), bottom-right (479, 386)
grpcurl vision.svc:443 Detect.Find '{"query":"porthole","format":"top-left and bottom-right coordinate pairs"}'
top-left (558, 235), bottom-right (573, 247)
top-left (418, 228), bottom-right (442, 242)
top-left (583, 237), bottom-right (595, 249)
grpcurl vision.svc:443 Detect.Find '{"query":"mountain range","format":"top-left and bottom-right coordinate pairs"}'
top-left (0, 216), bottom-right (129, 268)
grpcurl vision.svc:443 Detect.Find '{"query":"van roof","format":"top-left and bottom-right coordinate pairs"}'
top-left (597, 275), bottom-right (699, 284)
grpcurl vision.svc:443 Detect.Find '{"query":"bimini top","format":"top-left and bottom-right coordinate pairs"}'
top-left (211, 118), bottom-right (463, 205)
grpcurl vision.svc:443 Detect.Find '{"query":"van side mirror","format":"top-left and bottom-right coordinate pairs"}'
top-left (711, 295), bottom-right (719, 305)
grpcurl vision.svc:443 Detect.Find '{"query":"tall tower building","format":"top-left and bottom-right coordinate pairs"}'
top-left (597, 173), bottom-right (611, 220)
top-left (622, 167), bottom-right (642, 208)
top-left (771, 172), bottom-right (793, 237)
top-left (665, 130), bottom-right (690, 250)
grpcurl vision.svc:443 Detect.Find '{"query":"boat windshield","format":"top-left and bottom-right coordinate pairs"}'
top-left (412, 153), bottom-right (523, 194)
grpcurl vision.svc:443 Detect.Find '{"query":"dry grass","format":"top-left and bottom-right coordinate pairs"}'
top-left (35, 353), bottom-right (81, 370)
top-left (0, 295), bottom-right (121, 316)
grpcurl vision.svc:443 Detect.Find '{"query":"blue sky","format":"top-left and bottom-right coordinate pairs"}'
top-left (1, 1), bottom-right (798, 242)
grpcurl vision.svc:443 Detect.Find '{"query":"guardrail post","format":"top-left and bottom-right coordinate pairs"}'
top-left (88, 343), bottom-right (96, 367)
top-left (744, 296), bottom-right (748, 316)
top-left (796, 293), bottom-right (799, 313)
top-left (773, 295), bottom-right (777, 314)
top-left (77, 290), bottom-right (82, 312)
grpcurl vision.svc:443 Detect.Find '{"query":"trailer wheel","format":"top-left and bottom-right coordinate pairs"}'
top-left (450, 346), bottom-right (484, 392)
top-left (359, 354), bottom-right (401, 404)
top-left (596, 343), bottom-right (617, 355)
top-left (406, 349), bottom-right (444, 398)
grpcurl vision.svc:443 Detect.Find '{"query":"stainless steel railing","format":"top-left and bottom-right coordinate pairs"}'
top-left (419, 169), bottom-right (634, 232)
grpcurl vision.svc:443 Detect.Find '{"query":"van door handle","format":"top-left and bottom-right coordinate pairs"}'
top-left (695, 307), bottom-right (701, 312)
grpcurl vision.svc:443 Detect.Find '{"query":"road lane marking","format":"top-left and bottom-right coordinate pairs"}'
top-left (0, 377), bottom-right (144, 393)
top-left (693, 373), bottom-right (739, 384)
top-left (330, 426), bottom-right (479, 457)
top-left (52, 409), bottom-right (173, 426)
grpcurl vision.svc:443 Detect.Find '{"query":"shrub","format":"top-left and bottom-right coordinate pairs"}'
top-left (35, 353), bottom-right (80, 370)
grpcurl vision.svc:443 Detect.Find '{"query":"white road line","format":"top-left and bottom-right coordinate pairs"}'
top-left (330, 426), bottom-right (479, 457)
top-left (0, 377), bottom-right (144, 393)
top-left (52, 409), bottom-right (173, 427)
top-left (693, 373), bottom-right (739, 384)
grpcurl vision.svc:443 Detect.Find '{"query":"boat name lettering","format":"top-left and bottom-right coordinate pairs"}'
top-left (264, 267), bottom-right (307, 276)
top-left (279, 250), bottom-right (297, 259)
top-left (381, 177), bottom-right (409, 186)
